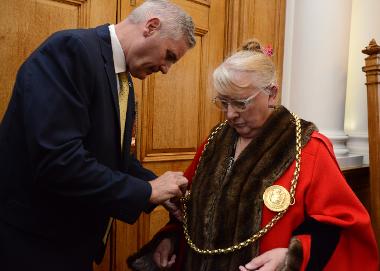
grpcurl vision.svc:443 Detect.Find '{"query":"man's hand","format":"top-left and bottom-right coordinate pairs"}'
top-left (238, 248), bottom-right (288, 271)
top-left (153, 238), bottom-right (176, 269)
top-left (149, 171), bottom-right (188, 204)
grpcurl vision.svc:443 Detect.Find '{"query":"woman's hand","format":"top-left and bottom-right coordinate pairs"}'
top-left (163, 199), bottom-right (183, 222)
top-left (239, 248), bottom-right (288, 271)
top-left (153, 238), bottom-right (176, 269)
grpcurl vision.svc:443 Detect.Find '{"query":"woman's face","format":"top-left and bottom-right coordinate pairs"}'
top-left (220, 87), bottom-right (276, 139)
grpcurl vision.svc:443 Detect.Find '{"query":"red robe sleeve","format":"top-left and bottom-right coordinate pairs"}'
top-left (304, 133), bottom-right (379, 270)
top-left (260, 132), bottom-right (379, 270)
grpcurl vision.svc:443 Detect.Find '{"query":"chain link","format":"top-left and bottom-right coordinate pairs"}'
top-left (180, 113), bottom-right (302, 255)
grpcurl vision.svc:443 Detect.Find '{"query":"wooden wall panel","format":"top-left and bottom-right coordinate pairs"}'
top-left (143, 35), bottom-right (203, 160)
top-left (141, 21), bottom-right (210, 163)
top-left (112, 1), bottom-right (228, 270)
top-left (89, 0), bottom-right (117, 27)
top-left (151, 39), bottom-right (201, 150)
top-left (0, 0), bottom-right (90, 120)
top-left (225, 0), bottom-right (286, 101)
top-left (0, 0), bottom-right (118, 121)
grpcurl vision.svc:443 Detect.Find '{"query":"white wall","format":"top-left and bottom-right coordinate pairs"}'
top-left (282, 0), bottom-right (352, 163)
top-left (282, 0), bottom-right (380, 167)
top-left (345, 0), bottom-right (380, 164)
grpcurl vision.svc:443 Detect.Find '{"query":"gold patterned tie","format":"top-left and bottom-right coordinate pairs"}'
top-left (101, 72), bottom-right (130, 246)
top-left (118, 72), bottom-right (130, 148)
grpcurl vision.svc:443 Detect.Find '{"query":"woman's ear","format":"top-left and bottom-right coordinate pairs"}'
top-left (268, 84), bottom-right (278, 108)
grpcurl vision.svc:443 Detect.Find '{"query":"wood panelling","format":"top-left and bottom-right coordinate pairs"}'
top-left (225, 0), bottom-right (286, 101)
top-left (143, 35), bottom-right (203, 160)
top-left (137, 0), bottom-right (213, 166)
top-left (188, 0), bottom-right (210, 7)
top-left (0, 0), bottom-right (88, 120)
top-left (0, 0), bottom-right (118, 121)
top-left (113, 1), bottom-right (228, 269)
top-left (343, 166), bottom-right (370, 212)
top-left (89, 0), bottom-right (117, 27)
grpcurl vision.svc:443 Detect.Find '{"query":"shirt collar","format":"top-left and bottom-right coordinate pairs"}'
top-left (108, 24), bottom-right (126, 74)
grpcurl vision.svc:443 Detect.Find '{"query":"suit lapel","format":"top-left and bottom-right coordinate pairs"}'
top-left (95, 25), bottom-right (135, 167)
top-left (95, 24), bottom-right (121, 141)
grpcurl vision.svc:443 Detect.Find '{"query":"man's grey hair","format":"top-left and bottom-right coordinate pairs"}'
top-left (128, 0), bottom-right (196, 48)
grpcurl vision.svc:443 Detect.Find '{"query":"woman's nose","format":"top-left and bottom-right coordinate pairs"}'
top-left (226, 104), bottom-right (239, 119)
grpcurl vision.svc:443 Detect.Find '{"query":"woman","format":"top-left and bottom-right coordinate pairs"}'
top-left (128, 40), bottom-right (379, 270)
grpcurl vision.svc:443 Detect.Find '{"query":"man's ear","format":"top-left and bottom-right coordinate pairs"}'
top-left (143, 18), bottom-right (161, 37)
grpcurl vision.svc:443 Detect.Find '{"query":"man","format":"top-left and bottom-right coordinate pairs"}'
top-left (0, 0), bottom-right (195, 270)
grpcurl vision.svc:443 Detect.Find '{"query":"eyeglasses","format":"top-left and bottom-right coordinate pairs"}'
top-left (212, 91), bottom-right (262, 112)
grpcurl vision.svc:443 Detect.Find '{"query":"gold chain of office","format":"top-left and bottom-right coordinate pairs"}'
top-left (180, 112), bottom-right (302, 255)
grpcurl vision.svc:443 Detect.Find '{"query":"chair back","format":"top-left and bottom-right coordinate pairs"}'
top-left (362, 39), bottom-right (380, 247)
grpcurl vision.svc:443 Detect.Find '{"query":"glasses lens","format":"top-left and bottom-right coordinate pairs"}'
top-left (213, 97), bottom-right (249, 112)
top-left (230, 101), bottom-right (246, 112)
top-left (213, 98), bottom-right (228, 111)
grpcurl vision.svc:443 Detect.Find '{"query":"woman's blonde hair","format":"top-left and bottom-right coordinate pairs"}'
top-left (213, 39), bottom-right (276, 95)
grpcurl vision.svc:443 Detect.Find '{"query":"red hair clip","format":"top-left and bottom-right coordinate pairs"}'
top-left (262, 45), bottom-right (273, 57)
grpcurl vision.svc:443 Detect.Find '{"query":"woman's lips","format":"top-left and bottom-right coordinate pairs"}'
top-left (233, 123), bottom-right (245, 127)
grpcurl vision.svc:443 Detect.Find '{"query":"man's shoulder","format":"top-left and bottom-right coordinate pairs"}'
top-left (48, 26), bottom-right (96, 43)
top-left (43, 24), bottom-right (108, 46)
top-left (30, 24), bottom-right (109, 59)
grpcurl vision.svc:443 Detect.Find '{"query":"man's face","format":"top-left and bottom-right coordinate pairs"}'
top-left (125, 20), bottom-right (189, 79)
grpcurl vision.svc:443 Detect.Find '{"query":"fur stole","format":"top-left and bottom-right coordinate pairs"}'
top-left (183, 106), bottom-right (317, 270)
top-left (127, 106), bottom-right (317, 271)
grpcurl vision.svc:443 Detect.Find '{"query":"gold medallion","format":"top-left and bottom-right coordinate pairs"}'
top-left (263, 185), bottom-right (291, 212)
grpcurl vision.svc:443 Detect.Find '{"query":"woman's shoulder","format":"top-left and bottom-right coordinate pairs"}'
top-left (302, 131), bottom-right (336, 161)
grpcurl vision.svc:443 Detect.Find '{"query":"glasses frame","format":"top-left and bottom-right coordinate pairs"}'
top-left (212, 90), bottom-right (264, 113)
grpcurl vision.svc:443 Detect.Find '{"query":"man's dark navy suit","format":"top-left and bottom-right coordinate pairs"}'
top-left (0, 24), bottom-right (156, 271)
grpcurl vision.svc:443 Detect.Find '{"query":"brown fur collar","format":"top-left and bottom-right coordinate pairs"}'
top-left (183, 106), bottom-right (317, 270)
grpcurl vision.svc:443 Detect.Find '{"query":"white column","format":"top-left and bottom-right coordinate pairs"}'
top-left (345, 0), bottom-right (380, 165)
top-left (282, 0), bottom-right (359, 168)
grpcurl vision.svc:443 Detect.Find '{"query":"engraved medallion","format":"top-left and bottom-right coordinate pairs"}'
top-left (263, 185), bottom-right (291, 212)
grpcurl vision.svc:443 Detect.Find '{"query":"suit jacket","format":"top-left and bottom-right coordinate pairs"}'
top-left (0, 24), bottom-right (156, 270)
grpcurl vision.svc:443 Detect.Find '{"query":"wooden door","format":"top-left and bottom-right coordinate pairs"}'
top-left (99, 0), bottom-right (286, 270)
top-left (0, 0), bottom-right (117, 120)
top-left (136, 0), bottom-right (227, 237)
top-left (226, 0), bottom-right (286, 98)
top-left (110, 0), bottom-right (227, 270)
